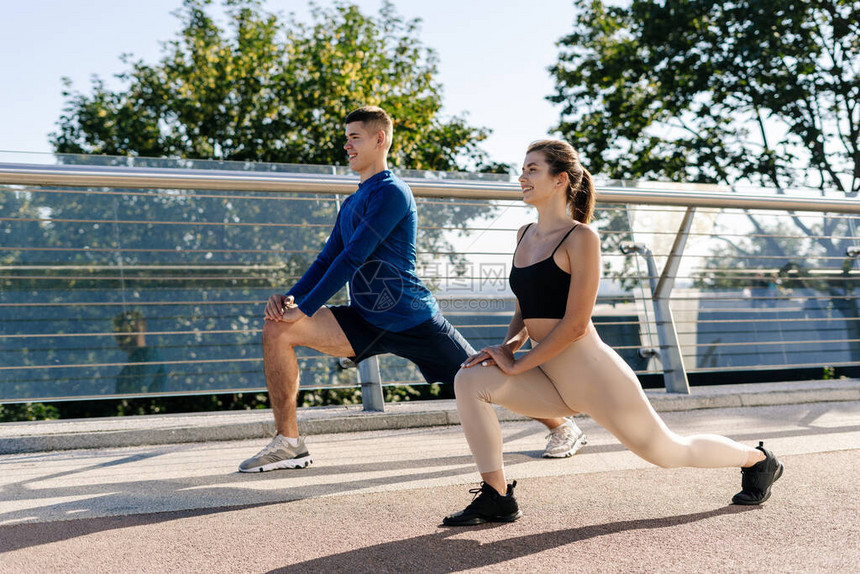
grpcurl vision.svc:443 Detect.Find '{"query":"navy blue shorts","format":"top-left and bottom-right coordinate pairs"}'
top-left (329, 306), bottom-right (475, 385)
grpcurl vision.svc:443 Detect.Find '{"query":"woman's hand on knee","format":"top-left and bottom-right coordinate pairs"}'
top-left (482, 345), bottom-right (519, 375)
top-left (461, 349), bottom-right (494, 369)
top-left (461, 344), bottom-right (517, 371)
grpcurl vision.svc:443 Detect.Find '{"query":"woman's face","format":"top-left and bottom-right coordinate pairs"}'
top-left (519, 151), bottom-right (564, 206)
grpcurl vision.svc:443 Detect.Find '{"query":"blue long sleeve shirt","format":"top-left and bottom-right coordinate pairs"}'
top-left (286, 170), bottom-right (439, 332)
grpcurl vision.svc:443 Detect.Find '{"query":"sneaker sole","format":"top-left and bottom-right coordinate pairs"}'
top-left (543, 434), bottom-right (588, 458)
top-left (238, 455), bottom-right (313, 473)
top-left (492, 509), bottom-right (523, 523)
top-left (732, 461), bottom-right (784, 505)
top-left (443, 510), bottom-right (523, 527)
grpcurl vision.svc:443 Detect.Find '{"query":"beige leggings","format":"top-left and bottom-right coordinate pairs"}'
top-left (454, 326), bottom-right (750, 473)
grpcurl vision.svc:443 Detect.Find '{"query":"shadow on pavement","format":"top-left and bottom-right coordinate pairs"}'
top-left (0, 450), bottom-right (480, 550)
top-left (0, 502), bottom-right (281, 553)
top-left (268, 506), bottom-right (759, 573)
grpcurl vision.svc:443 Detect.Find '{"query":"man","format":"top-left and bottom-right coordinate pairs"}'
top-left (239, 106), bottom-right (585, 472)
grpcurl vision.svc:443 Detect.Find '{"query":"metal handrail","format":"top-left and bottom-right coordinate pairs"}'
top-left (2, 162), bottom-right (859, 213)
top-left (3, 159), bottom-right (859, 405)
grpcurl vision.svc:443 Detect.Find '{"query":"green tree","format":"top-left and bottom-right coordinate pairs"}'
top-left (550, 0), bottom-right (859, 192)
top-left (49, 0), bottom-right (498, 288)
top-left (51, 0), bottom-right (494, 171)
top-left (0, 0), bottom-right (504, 416)
top-left (549, 0), bottom-right (860, 267)
top-left (550, 0), bottom-right (860, 356)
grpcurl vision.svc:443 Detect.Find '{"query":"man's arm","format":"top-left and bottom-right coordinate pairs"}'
top-left (285, 209), bottom-right (345, 304)
top-left (292, 184), bottom-right (410, 317)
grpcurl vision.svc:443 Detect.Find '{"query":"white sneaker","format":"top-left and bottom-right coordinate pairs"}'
top-left (238, 435), bottom-right (313, 472)
top-left (543, 419), bottom-right (587, 458)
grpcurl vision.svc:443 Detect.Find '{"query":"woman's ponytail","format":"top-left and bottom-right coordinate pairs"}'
top-left (573, 166), bottom-right (595, 224)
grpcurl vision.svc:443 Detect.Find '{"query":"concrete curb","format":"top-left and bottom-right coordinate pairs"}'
top-left (1, 379), bottom-right (858, 454)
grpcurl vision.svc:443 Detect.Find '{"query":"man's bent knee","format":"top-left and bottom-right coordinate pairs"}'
top-left (262, 320), bottom-right (297, 347)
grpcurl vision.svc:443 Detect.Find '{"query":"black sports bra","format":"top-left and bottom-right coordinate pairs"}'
top-left (509, 223), bottom-right (577, 320)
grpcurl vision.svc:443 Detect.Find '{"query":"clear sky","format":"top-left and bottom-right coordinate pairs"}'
top-left (0, 0), bottom-right (577, 167)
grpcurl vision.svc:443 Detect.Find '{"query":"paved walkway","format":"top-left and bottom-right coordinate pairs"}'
top-left (1, 381), bottom-right (859, 573)
top-left (2, 379), bottom-right (859, 454)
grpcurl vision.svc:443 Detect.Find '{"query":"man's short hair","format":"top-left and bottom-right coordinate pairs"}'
top-left (345, 106), bottom-right (393, 151)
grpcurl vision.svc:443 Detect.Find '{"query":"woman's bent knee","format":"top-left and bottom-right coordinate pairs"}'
top-left (453, 367), bottom-right (471, 397)
top-left (453, 367), bottom-right (488, 401)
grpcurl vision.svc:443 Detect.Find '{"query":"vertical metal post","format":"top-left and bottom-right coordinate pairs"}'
top-left (653, 207), bottom-right (695, 394)
top-left (622, 207), bottom-right (695, 394)
top-left (358, 357), bottom-right (385, 412)
top-left (650, 280), bottom-right (690, 393)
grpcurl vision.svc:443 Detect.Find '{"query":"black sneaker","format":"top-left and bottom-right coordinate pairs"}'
top-left (443, 481), bottom-right (523, 526)
top-left (732, 441), bottom-right (784, 505)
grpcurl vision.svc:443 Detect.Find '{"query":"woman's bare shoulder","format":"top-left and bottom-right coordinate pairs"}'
top-left (515, 223), bottom-right (533, 243)
top-left (563, 223), bottom-right (600, 257)
top-left (569, 222), bottom-right (599, 243)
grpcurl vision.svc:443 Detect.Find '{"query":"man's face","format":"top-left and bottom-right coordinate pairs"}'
top-left (344, 121), bottom-right (383, 173)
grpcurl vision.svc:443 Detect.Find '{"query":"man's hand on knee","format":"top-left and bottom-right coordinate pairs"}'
top-left (264, 294), bottom-right (305, 322)
top-left (279, 306), bottom-right (307, 323)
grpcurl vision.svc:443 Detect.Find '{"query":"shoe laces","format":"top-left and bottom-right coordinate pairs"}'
top-left (461, 483), bottom-right (499, 514)
top-left (256, 435), bottom-right (287, 457)
top-left (468, 486), bottom-right (483, 499)
top-left (466, 482), bottom-right (497, 503)
top-left (545, 424), bottom-right (574, 447)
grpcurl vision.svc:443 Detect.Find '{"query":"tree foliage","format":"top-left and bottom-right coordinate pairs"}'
top-left (49, 0), bottom-right (502, 287)
top-left (52, 0), bottom-right (495, 172)
top-left (0, 0), bottom-right (508, 416)
top-left (550, 0), bottom-right (860, 360)
top-left (550, 0), bottom-right (860, 267)
top-left (550, 0), bottom-right (859, 192)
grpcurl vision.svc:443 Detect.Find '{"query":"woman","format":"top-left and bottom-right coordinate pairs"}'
top-left (443, 140), bottom-right (783, 526)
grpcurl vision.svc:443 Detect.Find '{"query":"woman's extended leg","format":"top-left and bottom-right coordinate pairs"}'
top-left (541, 330), bottom-right (760, 469)
top-left (538, 330), bottom-right (782, 505)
